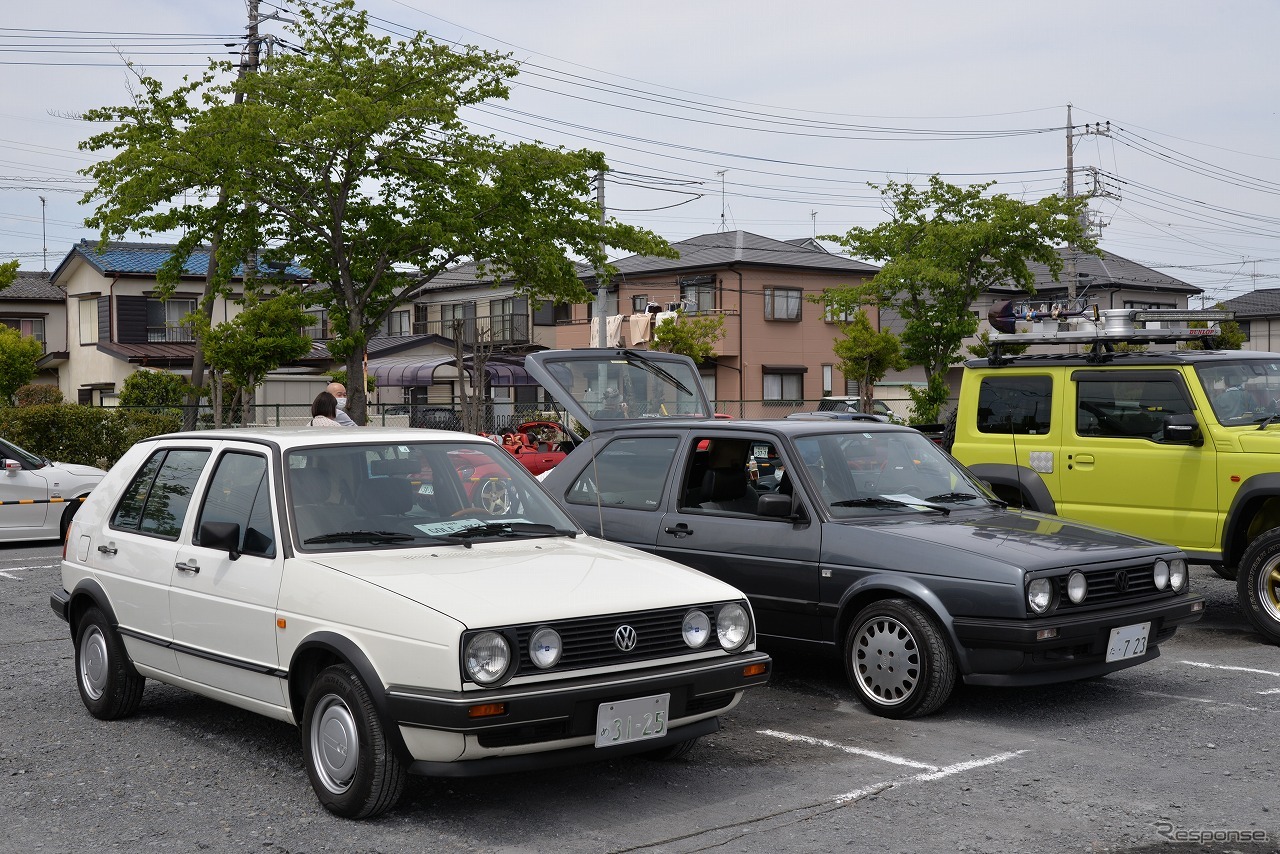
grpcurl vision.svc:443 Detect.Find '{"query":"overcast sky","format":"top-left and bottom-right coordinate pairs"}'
top-left (3, 1), bottom-right (1278, 304)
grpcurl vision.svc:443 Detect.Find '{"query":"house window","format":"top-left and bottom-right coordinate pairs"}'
top-left (680, 279), bottom-right (715, 312)
top-left (587, 291), bottom-right (619, 319)
top-left (1238, 320), bottom-right (1251, 342)
top-left (383, 309), bottom-right (410, 337)
top-left (765, 288), bottom-right (803, 322)
top-left (146, 298), bottom-right (195, 342)
top-left (762, 367), bottom-right (805, 402)
top-left (79, 299), bottom-right (98, 345)
top-left (824, 303), bottom-right (857, 323)
top-left (1, 318), bottom-right (45, 349)
top-left (631, 294), bottom-right (649, 313)
top-left (822, 365), bottom-right (833, 398)
top-left (303, 309), bottom-right (328, 340)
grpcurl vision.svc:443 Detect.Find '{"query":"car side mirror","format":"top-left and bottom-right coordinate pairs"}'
top-left (3, 459), bottom-right (21, 475)
top-left (757, 493), bottom-right (798, 520)
top-left (200, 520), bottom-right (241, 560)
top-left (1163, 414), bottom-right (1203, 446)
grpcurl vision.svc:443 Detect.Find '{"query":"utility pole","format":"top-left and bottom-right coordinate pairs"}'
top-left (594, 170), bottom-right (609, 348)
top-left (716, 169), bottom-right (727, 233)
top-left (1064, 104), bottom-right (1110, 301)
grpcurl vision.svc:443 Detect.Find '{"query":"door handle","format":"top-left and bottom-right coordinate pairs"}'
top-left (97, 544), bottom-right (117, 555)
top-left (174, 560), bottom-right (200, 574)
top-left (663, 523), bottom-right (694, 538)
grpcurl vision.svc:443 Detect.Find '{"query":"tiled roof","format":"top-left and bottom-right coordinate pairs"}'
top-left (411, 259), bottom-right (594, 294)
top-left (52, 239), bottom-right (310, 282)
top-left (1220, 288), bottom-right (1280, 318)
top-left (588, 230), bottom-right (879, 281)
top-left (988, 248), bottom-right (1201, 295)
top-left (1, 271), bottom-right (65, 301)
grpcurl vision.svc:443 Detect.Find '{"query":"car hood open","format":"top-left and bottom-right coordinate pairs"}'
top-left (302, 536), bottom-right (741, 627)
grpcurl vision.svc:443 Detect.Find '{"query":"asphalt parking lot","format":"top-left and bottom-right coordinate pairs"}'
top-left (3, 544), bottom-right (1278, 854)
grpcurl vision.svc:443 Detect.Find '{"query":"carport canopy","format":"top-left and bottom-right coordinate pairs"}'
top-left (366, 354), bottom-right (538, 388)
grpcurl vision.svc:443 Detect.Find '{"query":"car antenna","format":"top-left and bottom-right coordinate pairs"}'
top-left (1008, 413), bottom-right (1018, 508)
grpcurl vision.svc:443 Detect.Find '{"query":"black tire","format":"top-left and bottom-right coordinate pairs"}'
top-left (645, 737), bottom-right (699, 761)
top-left (59, 499), bottom-right (82, 542)
top-left (1210, 564), bottom-right (1238, 581)
top-left (74, 606), bottom-right (144, 720)
top-left (301, 664), bottom-right (406, 819)
top-left (844, 599), bottom-right (956, 719)
top-left (940, 408), bottom-right (958, 453)
top-left (1236, 528), bottom-right (1280, 645)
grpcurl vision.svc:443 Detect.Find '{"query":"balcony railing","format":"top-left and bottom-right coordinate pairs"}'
top-left (414, 314), bottom-right (530, 346)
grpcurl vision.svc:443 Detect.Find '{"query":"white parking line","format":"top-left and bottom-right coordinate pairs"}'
top-left (1179, 660), bottom-right (1280, 678)
top-left (757, 730), bottom-right (1028, 805)
top-left (756, 729), bottom-right (938, 770)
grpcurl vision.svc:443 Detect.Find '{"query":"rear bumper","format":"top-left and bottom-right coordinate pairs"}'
top-left (952, 594), bottom-right (1204, 686)
top-left (50, 588), bottom-right (70, 623)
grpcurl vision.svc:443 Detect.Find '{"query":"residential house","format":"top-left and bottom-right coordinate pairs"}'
top-left (876, 247), bottom-right (1205, 414)
top-left (1, 271), bottom-right (68, 388)
top-left (1217, 289), bottom-right (1280, 352)
top-left (559, 230), bottom-right (880, 416)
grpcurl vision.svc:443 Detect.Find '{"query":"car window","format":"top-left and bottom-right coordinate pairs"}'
top-left (111, 448), bottom-right (211, 540)
top-left (1076, 378), bottom-right (1191, 440)
top-left (565, 436), bottom-right (676, 511)
top-left (194, 451), bottom-right (275, 557)
top-left (679, 437), bottom-right (786, 516)
top-left (976, 376), bottom-right (1052, 435)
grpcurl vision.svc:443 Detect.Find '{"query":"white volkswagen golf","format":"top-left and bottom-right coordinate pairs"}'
top-left (51, 428), bottom-right (769, 818)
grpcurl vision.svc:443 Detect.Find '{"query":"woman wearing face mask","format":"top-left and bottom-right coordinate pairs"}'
top-left (324, 382), bottom-right (357, 426)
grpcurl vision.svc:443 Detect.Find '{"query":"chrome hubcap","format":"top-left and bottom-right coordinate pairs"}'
top-left (852, 616), bottom-right (920, 707)
top-left (1259, 555), bottom-right (1280, 623)
top-left (480, 479), bottom-right (511, 514)
top-left (311, 694), bottom-right (359, 794)
top-left (79, 625), bottom-right (108, 701)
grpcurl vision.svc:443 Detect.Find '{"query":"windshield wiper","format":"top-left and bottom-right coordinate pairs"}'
top-left (304, 530), bottom-right (450, 545)
top-left (1256, 414), bottom-right (1279, 430)
top-left (619, 350), bottom-right (694, 397)
top-left (829, 497), bottom-right (949, 516)
top-left (447, 522), bottom-right (578, 540)
top-left (925, 492), bottom-right (982, 503)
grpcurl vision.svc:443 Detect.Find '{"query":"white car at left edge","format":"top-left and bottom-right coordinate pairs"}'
top-left (0, 435), bottom-right (104, 542)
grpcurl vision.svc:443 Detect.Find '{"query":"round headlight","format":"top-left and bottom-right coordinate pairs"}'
top-left (682, 609), bottom-right (711, 649)
top-left (464, 631), bottom-right (511, 685)
top-left (716, 603), bottom-right (750, 651)
top-left (1153, 559), bottom-right (1170, 591)
top-left (1027, 578), bottom-right (1053, 614)
top-left (1067, 571), bottom-right (1088, 604)
top-left (528, 626), bottom-right (562, 669)
top-left (1169, 558), bottom-right (1188, 592)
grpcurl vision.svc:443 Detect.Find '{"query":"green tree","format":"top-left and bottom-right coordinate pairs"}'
top-left (199, 292), bottom-right (313, 426)
top-left (119, 369), bottom-right (191, 408)
top-left (79, 0), bottom-right (671, 425)
top-left (14, 384), bottom-right (64, 407)
top-left (0, 326), bottom-right (43, 404)
top-left (1184, 302), bottom-right (1246, 350)
top-left (823, 176), bottom-right (1096, 423)
top-left (831, 310), bottom-right (906, 417)
top-left (650, 312), bottom-right (726, 363)
top-left (0, 259), bottom-right (17, 292)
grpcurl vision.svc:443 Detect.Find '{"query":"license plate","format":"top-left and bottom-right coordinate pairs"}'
top-left (595, 693), bottom-right (670, 748)
top-left (1105, 622), bottom-right (1151, 662)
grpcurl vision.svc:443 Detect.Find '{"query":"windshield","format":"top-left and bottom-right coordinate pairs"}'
top-left (286, 440), bottom-right (578, 552)
top-left (0, 436), bottom-right (43, 468)
top-left (1196, 358), bottom-right (1280, 425)
top-left (534, 352), bottom-right (711, 422)
top-left (793, 431), bottom-right (995, 519)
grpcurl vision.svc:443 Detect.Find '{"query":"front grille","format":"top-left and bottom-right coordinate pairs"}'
top-left (1054, 562), bottom-right (1160, 608)
top-left (510, 605), bottom-right (720, 677)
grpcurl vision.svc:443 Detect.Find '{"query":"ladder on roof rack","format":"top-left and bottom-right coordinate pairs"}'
top-left (985, 303), bottom-right (1234, 365)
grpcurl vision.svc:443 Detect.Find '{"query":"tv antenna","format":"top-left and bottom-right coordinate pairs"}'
top-left (716, 169), bottom-right (727, 232)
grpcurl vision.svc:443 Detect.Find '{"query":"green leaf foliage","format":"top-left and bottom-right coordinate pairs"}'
top-left (823, 176), bottom-right (1097, 423)
top-left (0, 405), bottom-right (180, 468)
top-left (119, 369), bottom-right (192, 408)
top-left (14, 384), bottom-right (65, 407)
top-left (198, 292), bottom-right (313, 393)
top-left (831, 310), bottom-right (906, 415)
top-left (650, 312), bottom-right (726, 363)
top-left (79, 0), bottom-right (673, 424)
top-left (0, 325), bottom-right (44, 404)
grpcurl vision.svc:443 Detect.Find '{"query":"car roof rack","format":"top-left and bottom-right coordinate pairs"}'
top-left (985, 299), bottom-right (1233, 365)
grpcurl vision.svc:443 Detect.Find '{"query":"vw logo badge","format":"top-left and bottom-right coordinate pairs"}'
top-left (1115, 570), bottom-right (1130, 593)
top-left (614, 625), bottom-right (637, 652)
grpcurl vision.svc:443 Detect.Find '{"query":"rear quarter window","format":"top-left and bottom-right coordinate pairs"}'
top-left (976, 376), bottom-right (1053, 435)
top-left (111, 448), bottom-right (212, 540)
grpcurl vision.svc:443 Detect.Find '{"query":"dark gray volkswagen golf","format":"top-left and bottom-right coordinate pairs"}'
top-left (527, 349), bottom-right (1205, 718)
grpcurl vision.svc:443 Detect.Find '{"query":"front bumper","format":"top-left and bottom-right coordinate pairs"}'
top-left (951, 593), bottom-right (1204, 686)
top-left (387, 650), bottom-right (770, 775)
